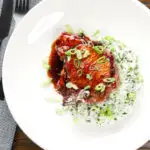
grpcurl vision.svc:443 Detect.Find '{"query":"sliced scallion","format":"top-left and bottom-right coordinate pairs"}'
top-left (73, 117), bottom-right (79, 124)
top-left (86, 74), bottom-right (92, 80)
top-left (74, 59), bottom-right (80, 68)
top-left (95, 83), bottom-right (105, 92)
top-left (65, 49), bottom-right (76, 56)
top-left (45, 98), bottom-right (61, 103)
top-left (92, 29), bottom-right (100, 37)
top-left (67, 56), bottom-right (71, 62)
top-left (103, 78), bottom-right (115, 83)
top-left (77, 69), bottom-right (83, 77)
top-left (83, 49), bottom-right (90, 58)
top-left (76, 50), bottom-right (82, 60)
top-left (66, 82), bottom-right (79, 90)
top-left (89, 65), bottom-right (100, 71)
top-left (93, 46), bottom-right (104, 54)
top-left (104, 36), bottom-right (115, 43)
top-left (40, 78), bottom-right (52, 87)
top-left (97, 56), bottom-right (108, 64)
top-left (78, 28), bottom-right (84, 36)
top-left (84, 85), bottom-right (91, 90)
top-left (42, 60), bottom-right (51, 70)
top-left (65, 24), bottom-right (73, 34)
top-left (56, 108), bottom-right (64, 116)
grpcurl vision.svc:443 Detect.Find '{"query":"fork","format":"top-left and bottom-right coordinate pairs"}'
top-left (15, 0), bottom-right (29, 13)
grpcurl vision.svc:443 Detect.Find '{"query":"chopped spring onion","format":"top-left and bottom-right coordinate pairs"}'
top-left (93, 46), bottom-right (104, 54)
top-left (40, 78), bottom-right (52, 87)
top-left (82, 49), bottom-right (90, 58)
top-left (45, 98), bottom-right (61, 103)
top-left (95, 83), bottom-right (105, 92)
top-left (42, 60), bottom-right (51, 70)
top-left (128, 92), bottom-right (136, 101)
top-left (73, 117), bottom-right (79, 124)
top-left (66, 82), bottom-right (79, 90)
top-left (125, 92), bottom-right (136, 103)
top-left (110, 46), bottom-right (116, 53)
top-left (77, 69), bottom-right (83, 77)
top-left (136, 74), bottom-right (144, 83)
top-left (74, 59), bottom-right (81, 68)
top-left (92, 29), bottom-right (100, 37)
top-left (78, 28), bottom-right (84, 36)
top-left (89, 65), bottom-right (100, 71)
top-left (117, 41), bottom-right (126, 49)
top-left (84, 85), bottom-right (91, 90)
top-left (103, 78), bottom-right (115, 83)
top-left (67, 56), bottom-right (71, 62)
top-left (86, 74), bottom-right (92, 80)
top-left (76, 50), bottom-right (82, 60)
top-left (65, 24), bottom-right (73, 34)
top-left (97, 56), bottom-right (108, 64)
top-left (56, 108), bottom-right (64, 116)
top-left (65, 49), bottom-right (76, 56)
top-left (104, 36), bottom-right (115, 43)
top-left (104, 106), bottom-right (113, 118)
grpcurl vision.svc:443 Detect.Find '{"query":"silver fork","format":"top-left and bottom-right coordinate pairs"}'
top-left (15, 0), bottom-right (29, 13)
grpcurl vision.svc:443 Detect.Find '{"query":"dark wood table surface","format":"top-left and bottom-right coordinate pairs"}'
top-left (12, 0), bottom-right (150, 150)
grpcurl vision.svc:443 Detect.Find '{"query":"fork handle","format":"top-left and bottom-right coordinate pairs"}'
top-left (0, 80), bottom-right (4, 100)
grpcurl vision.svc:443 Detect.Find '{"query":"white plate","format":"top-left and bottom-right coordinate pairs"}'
top-left (2, 0), bottom-right (150, 150)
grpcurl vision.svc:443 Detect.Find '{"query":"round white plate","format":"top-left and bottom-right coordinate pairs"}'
top-left (2, 0), bottom-right (150, 150)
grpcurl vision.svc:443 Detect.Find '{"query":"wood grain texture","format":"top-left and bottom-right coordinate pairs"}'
top-left (12, 127), bottom-right (43, 150)
top-left (12, 1), bottom-right (150, 150)
top-left (140, 0), bottom-right (150, 3)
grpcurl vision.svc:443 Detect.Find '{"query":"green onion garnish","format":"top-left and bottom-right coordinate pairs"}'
top-left (93, 46), bottom-right (104, 54)
top-left (45, 98), bottom-right (61, 103)
top-left (97, 56), bottom-right (108, 64)
top-left (42, 60), bottom-right (51, 70)
top-left (128, 92), bottom-right (136, 100)
top-left (77, 69), bottom-right (83, 77)
top-left (136, 74), bottom-right (144, 83)
top-left (56, 108), bottom-right (64, 116)
top-left (78, 28), bottom-right (84, 36)
top-left (74, 59), bottom-right (80, 68)
top-left (65, 49), bottom-right (76, 56)
top-left (76, 50), bottom-right (82, 60)
top-left (65, 24), bottom-right (73, 34)
top-left (89, 65), bottom-right (100, 71)
top-left (95, 83), bottom-right (105, 92)
top-left (92, 29), bottom-right (100, 37)
top-left (84, 85), bottom-right (91, 90)
top-left (66, 82), bottom-right (79, 90)
top-left (86, 74), bottom-right (92, 80)
top-left (40, 78), bottom-right (52, 87)
top-left (83, 49), bottom-right (90, 58)
top-left (105, 106), bottom-right (113, 117)
top-left (73, 117), bottom-right (79, 124)
top-left (67, 56), bottom-right (71, 62)
top-left (110, 46), bottom-right (116, 53)
top-left (104, 36), bottom-right (115, 43)
top-left (103, 78), bottom-right (115, 83)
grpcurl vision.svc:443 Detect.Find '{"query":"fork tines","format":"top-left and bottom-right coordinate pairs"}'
top-left (15, 0), bottom-right (29, 13)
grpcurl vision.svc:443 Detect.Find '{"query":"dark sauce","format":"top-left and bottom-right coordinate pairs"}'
top-left (48, 41), bottom-right (63, 87)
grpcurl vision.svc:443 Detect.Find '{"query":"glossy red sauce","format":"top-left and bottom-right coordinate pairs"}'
top-left (48, 32), bottom-right (119, 105)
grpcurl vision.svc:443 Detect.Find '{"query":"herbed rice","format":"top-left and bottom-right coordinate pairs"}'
top-left (60, 35), bottom-right (143, 126)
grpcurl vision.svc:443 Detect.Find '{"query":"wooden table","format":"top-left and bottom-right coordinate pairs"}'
top-left (12, 1), bottom-right (150, 150)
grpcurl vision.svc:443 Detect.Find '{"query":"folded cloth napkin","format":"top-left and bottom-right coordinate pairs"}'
top-left (0, 0), bottom-right (41, 150)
